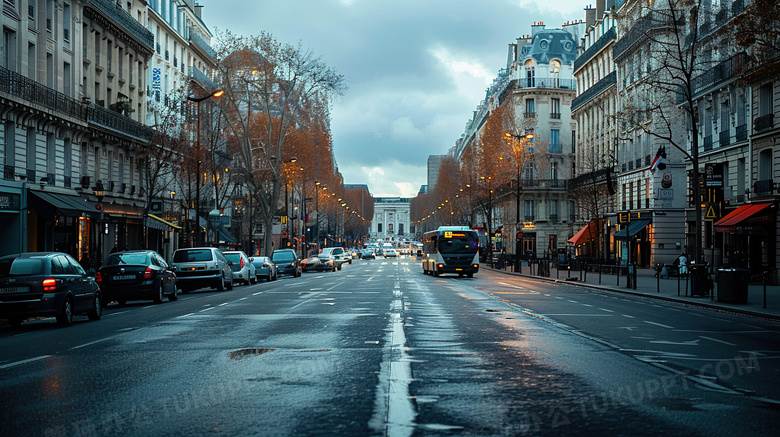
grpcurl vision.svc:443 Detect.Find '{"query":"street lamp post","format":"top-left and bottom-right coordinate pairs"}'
top-left (92, 181), bottom-right (105, 266)
top-left (505, 131), bottom-right (534, 271)
top-left (187, 89), bottom-right (223, 247)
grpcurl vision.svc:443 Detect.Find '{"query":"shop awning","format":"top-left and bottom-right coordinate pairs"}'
top-left (29, 191), bottom-right (98, 219)
top-left (714, 202), bottom-right (775, 232)
top-left (146, 214), bottom-right (182, 231)
top-left (219, 228), bottom-right (237, 244)
top-left (567, 220), bottom-right (600, 245)
top-left (613, 219), bottom-right (651, 239)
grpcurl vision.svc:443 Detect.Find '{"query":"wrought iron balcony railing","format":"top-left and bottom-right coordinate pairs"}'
top-left (571, 71), bottom-right (616, 112)
top-left (86, 0), bottom-right (154, 51)
top-left (189, 32), bottom-right (217, 63)
top-left (574, 27), bottom-right (616, 72)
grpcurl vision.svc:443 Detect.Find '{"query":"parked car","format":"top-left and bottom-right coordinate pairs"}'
top-left (96, 250), bottom-right (178, 305)
top-left (320, 247), bottom-right (348, 269)
top-left (222, 251), bottom-right (256, 285)
top-left (0, 252), bottom-right (102, 327)
top-left (170, 247), bottom-right (234, 292)
top-left (361, 249), bottom-right (376, 260)
top-left (251, 256), bottom-right (278, 282)
top-left (272, 249), bottom-right (301, 277)
top-left (301, 253), bottom-right (336, 272)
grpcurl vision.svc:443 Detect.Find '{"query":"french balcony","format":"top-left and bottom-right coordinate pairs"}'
top-left (0, 65), bottom-right (87, 120)
top-left (735, 124), bottom-right (747, 141)
top-left (703, 135), bottom-right (713, 151)
top-left (189, 32), bottom-right (217, 63)
top-left (188, 65), bottom-right (218, 92)
top-left (85, 0), bottom-right (154, 52)
top-left (719, 130), bottom-right (730, 147)
top-left (754, 113), bottom-right (774, 132)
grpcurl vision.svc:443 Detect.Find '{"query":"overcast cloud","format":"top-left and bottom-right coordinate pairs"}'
top-left (200, 0), bottom-right (586, 197)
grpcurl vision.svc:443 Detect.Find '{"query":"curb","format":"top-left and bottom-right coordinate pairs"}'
top-left (486, 267), bottom-right (780, 322)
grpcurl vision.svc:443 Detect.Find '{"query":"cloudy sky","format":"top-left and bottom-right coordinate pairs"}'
top-left (200, 0), bottom-right (586, 197)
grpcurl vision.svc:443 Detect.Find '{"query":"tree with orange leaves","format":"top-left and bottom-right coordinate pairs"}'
top-left (215, 30), bottom-right (346, 255)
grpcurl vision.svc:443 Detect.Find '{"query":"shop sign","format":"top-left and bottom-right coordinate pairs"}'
top-left (0, 193), bottom-right (20, 211)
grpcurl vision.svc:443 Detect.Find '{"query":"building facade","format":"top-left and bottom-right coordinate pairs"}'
top-left (372, 197), bottom-right (411, 242)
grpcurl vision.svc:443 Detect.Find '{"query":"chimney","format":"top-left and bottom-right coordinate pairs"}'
top-left (585, 5), bottom-right (597, 28)
top-left (195, 4), bottom-right (204, 18)
top-left (531, 21), bottom-right (545, 37)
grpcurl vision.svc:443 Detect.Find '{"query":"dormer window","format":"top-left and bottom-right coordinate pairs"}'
top-left (550, 60), bottom-right (561, 74)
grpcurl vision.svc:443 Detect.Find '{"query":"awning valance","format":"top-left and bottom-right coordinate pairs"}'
top-left (29, 191), bottom-right (98, 219)
top-left (148, 214), bottom-right (182, 230)
top-left (568, 220), bottom-right (601, 245)
top-left (714, 202), bottom-right (775, 232)
top-left (613, 219), bottom-right (651, 239)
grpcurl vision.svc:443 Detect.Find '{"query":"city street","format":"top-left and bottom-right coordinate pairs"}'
top-left (1, 257), bottom-right (778, 436)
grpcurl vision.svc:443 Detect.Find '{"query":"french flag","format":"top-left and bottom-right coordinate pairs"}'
top-left (650, 146), bottom-right (667, 173)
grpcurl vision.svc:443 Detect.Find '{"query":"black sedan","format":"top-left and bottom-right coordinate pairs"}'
top-left (96, 250), bottom-right (178, 305)
top-left (0, 252), bottom-right (102, 327)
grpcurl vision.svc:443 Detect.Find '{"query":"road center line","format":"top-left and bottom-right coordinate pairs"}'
top-left (0, 355), bottom-right (53, 370)
top-left (644, 321), bottom-right (674, 329)
top-left (699, 336), bottom-right (737, 346)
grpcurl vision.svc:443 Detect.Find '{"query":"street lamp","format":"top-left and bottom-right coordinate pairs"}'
top-left (504, 131), bottom-right (534, 271)
top-left (315, 181), bottom-right (321, 249)
top-left (92, 181), bottom-right (106, 266)
top-left (187, 89), bottom-right (223, 247)
top-left (282, 157), bottom-right (298, 249)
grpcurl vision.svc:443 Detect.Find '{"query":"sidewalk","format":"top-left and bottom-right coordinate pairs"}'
top-left (487, 263), bottom-right (780, 321)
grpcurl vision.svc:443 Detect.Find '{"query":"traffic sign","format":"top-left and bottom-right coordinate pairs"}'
top-left (281, 231), bottom-right (288, 238)
top-left (516, 231), bottom-right (523, 240)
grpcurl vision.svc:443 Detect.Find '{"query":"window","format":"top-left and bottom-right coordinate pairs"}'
top-left (46, 0), bottom-right (53, 31)
top-left (524, 200), bottom-right (535, 221)
top-left (46, 133), bottom-right (55, 175)
top-left (3, 28), bottom-right (17, 71)
top-left (27, 43), bottom-right (35, 79)
top-left (550, 129), bottom-right (560, 145)
top-left (550, 161), bottom-right (558, 180)
top-left (63, 2), bottom-right (71, 41)
top-left (4, 121), bottom-right (15, 168)
top-left (64, 138), bottom-right (72, 185)
top-left (759, 83), bottom-right (773, 116)
top-left (377, 223), bottom-right (383, 233)
top-left (550, 98), bottom-right (560, 118)
top-left (759, 149), bottom-right (773, 181)
top-left (525, 99), bottom-right (534, 114)
top-left (26, 129), bottom-right (36, 181)
top-left (550, 59), bottom-right (561, 73)
top-left (63, 62), bottom-right (71, 96)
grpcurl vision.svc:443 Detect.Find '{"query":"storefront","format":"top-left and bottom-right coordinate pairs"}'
top-left (714, 202), bottom-right (777, 277)
top-left (27, 190), bottom-right (99, 261)
top-left (0, 181), bottom-right (26, 255)
top-left (613, 213), bottom-right (652, 267)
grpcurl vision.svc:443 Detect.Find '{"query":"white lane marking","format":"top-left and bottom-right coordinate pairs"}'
top-left (218, 302), bottom-right (229, 307)
top-left (142, 305), bottom-right (156, 309)
top-left (568, 300), bottom-right (578, 303)
top-left (644, 321), bottom-right (674, 329)
top-left (200, 307), bottom-right (215, 312)
top-left (622, 314), bottom-right (636, 318)
top-left (598, 308), bottom-right (615, 313)
top-left (106, 310), bottom-right (130, 316)
top-left (237, 297), bottom-right (247, 301)
top-left (177, 313), bottom-right (195, 318)
top-left (582, 304), bottom-right (593, 307)
top-left (700, 336), bottom-right (737, 346)
top-left (70, 337), bottom-right (112, 350)
top-left (252, 291), bottom-right (263, 296)
top-left (0, 355), bottom-right (53, 370)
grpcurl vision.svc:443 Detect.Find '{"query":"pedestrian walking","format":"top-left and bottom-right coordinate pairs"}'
top-left (678, 253), bottom-right (688, 275)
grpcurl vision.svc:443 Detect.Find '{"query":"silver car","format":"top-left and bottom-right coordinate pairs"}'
top-left (251, 256), bottom-right (278, 282)
top-left (222, 251), bottom-right (257, 285)
top-left (171, 247), bottom-right (234, 292)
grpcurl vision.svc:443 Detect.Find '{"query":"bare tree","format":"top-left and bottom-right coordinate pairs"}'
top-left (215, 31), bottom-right (346, 255)
top-left (614, 0), bottom-right (723, 263)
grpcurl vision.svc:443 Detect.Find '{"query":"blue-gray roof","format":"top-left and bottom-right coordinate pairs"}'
top-left (526, 29), bottom-right (578, 65)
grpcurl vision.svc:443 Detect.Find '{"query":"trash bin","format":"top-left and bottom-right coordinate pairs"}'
top-left (717, 268), bottom-right (749, 303)
top-left (690, 264), bottom-right (710, 296)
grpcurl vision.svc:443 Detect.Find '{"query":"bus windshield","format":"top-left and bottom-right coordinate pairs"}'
top-left (437, 232), bottom-right (479, 254)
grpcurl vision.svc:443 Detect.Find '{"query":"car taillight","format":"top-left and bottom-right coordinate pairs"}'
top-left (240, 258), bottom-right (244, 268)
top-left (144, 268), bottom-right (152, 279)
top-left (263, 263), bottom-right (269, 267)
top-left (437, 263), bottom-right (444, 269)
top-left (43, 278), bottom-right (57, 292)
top-left (95, 271), bottom-right (103, 283)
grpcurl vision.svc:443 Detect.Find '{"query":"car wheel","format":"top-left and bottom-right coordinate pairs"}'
top-left (57, 297), bottom-right (74, 327)
top-left (227, 276), bottom-right (234, 290)
top-left (216, 275), bottom-right (226, 291)
top-left (169, 284), bottom-right (179, 301)
top-left (88, 293), bottom-right (103, 321)
top-left (467, 273), bottom-right (474, 278)
top-left (154, 281), bottom-right (164, 304)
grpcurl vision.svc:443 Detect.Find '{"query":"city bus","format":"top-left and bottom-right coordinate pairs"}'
top-left (421, 226), bottom-right (480, 277)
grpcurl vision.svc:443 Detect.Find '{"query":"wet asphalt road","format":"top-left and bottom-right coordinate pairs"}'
top-left (0, 257), bottom-right (778, 436)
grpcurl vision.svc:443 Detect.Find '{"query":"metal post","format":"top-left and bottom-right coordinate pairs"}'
top-left (195, 101), bottom-right (201, 247)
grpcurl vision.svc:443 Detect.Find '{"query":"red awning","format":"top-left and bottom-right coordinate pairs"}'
top-left (568, 220), bottom-right (600, 245)
top-left (714, 202), bottom-right (775, 232)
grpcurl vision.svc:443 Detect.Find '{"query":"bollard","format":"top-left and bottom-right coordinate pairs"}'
top-left (764, 270), bottom-right (768, 309)
top-left (657, 269), bottom-right (660, 293)
top-left (598, 264), bottom-right (602, 284)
